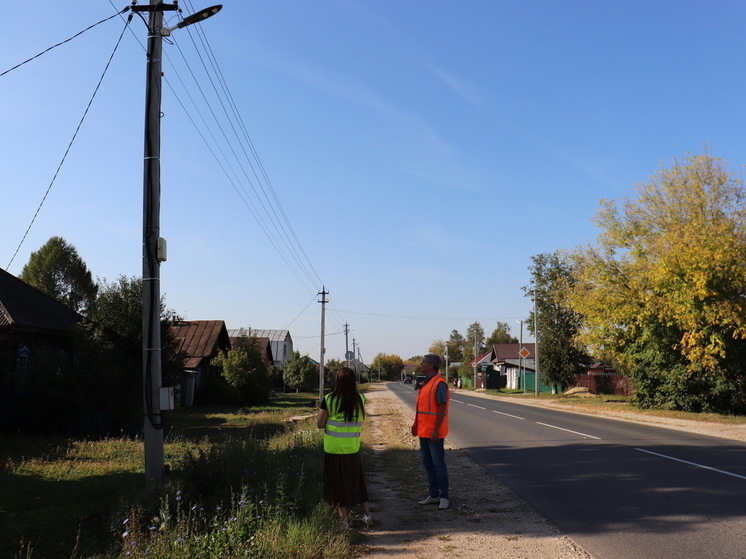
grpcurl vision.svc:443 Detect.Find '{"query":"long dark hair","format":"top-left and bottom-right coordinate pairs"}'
top-left (329, 367), bottom-right (365, 422)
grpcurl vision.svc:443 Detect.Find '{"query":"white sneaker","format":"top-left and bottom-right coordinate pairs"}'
top-left (418, 496), bottom-right (440, 505)
top-left (439, 498), bottom-right (450, 510)
top-left (362, 515), bottom-right (373, 527)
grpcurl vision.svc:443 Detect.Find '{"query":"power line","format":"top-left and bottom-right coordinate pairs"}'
top-left (5, 12), bottom-right (133, 270)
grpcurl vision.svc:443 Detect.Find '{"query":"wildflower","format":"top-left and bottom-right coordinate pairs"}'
top-left (123, 518), bottom-right (130, 525)
top-left (149, 526), bottom-right (157, 530)
top-left (122, 531), bottom-right (129, 538)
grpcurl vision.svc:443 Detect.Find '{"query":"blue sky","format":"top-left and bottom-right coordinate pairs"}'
top-left (2, 1), bottom-right (746, 364)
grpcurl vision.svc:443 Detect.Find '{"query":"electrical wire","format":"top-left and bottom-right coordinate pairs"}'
top-left (5, 12), bottom-right (134, 271)
top-left (0, 8), bottom-right (130, 77)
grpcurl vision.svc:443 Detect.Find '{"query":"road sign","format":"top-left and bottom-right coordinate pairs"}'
top-left (519, 347), bottom-right (530, 359)
top-left (345, 351), bottom-right (354, 361)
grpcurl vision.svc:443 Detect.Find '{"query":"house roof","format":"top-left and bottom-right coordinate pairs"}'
top-left (170, 320), bottom-right (230, 369)
top-left (490, 343), bottom-right (536, 362)
top-left (248, 329), bottom-right (292, 343)
top-left (0, 267), bottom-right (82, 332)
top-left (466, 352), bottom-right (493, 367)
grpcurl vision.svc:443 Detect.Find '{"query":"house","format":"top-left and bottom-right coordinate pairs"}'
top-left (464, 352), bottom-right (494, 389)
top-left (170, 320), bottom-right (231, 407)
top-left (489, 343), bottom-right (536, 390)
top-left (227, 331), bottom-right (274, 365)
top-left (0, 268), bottom-right (84, 427)
top-left (233, 329), bottom-right (293, 368)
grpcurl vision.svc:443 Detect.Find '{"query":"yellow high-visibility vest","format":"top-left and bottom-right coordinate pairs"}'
top-left (324, 393), bottom-right (365, 454)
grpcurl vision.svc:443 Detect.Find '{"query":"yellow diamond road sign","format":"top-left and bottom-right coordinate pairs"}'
top-left (519, 347), bottom-right (530, 359)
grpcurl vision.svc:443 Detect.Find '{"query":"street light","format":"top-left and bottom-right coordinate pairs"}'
top-left (133, 0), bottom-right (222, 483)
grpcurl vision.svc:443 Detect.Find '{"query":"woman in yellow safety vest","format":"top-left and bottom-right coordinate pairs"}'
top-left (317, 367), bottom-right (372, 527)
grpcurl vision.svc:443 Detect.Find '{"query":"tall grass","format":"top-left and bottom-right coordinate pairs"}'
top-left (1, 392), bottom-right (355, 559)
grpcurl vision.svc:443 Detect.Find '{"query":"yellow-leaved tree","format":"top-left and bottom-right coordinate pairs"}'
top-left (568, 153), bottom-right (746, 412)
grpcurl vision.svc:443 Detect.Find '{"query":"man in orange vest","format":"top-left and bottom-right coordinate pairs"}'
top-left (411, 353), bottom-right (450, 510)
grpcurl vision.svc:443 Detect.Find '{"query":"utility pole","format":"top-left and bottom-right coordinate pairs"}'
top-left (444, 345), bottom-right (449, 383)
top-left (343, 322), bottom-right (350, 366)
top-left (133, 1), bottom-right (222, 484)
top-left (318, 287), bottom-right (328, 403)
top-left (517, 320), bottom-right (524, 393)
top-left (352, 338), bottom-right (359, 382)
top-left (140, 0), bottom-right (168, 484)
top-left (534, 293), bottom-right (540, 396)
top-left (472, 329), bottom-right (477, 389)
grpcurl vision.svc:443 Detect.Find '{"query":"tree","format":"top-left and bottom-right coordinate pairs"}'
top-left (427, 340), bottom-right (446, 361)
top-left (325, 358), bottom-right (344, 385)
top-left (213, 334), bottom-right (271, 406)
top-left (370, 353), bottom-right (404, 381)
top-left (567, 153), bottom-right (746, 413)
top-left (87, 275), bottom-right (184, 407)
top-left (485, 321), bottom-right (518, 347)
top-left (525, 252), bottom-right (591, 392)
top-left (20, 236), bottom-right (97, 315)
top-left (446, 330), bottom-right (465, 362)
top-left (283, 351), bottom-right (316, 392)
top-left (463, 322), bottom-right (485, 363)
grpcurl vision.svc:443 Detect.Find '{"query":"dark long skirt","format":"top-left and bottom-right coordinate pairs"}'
top-left (323, 452), bottom-right (369, 509)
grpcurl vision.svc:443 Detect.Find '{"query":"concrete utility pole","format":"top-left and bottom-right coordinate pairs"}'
top-left (444, 345), bottom-right (449, 383)
top-left (352, 338), bottom-right (359, 382)
top-left (517, 320), bottom-right (524, 393)
top-left (318, 287), bottom-right (328, 403)
top-left (139, 0), bottom-right (168, 484)
top-left (534, 293), bottom-right (540, 396)
top-left (133, 0), bottom-right (222, 484)
top-left (344, 322), bottom-right (350, 365)
top-left (472, 330), bottom-right (477, 389)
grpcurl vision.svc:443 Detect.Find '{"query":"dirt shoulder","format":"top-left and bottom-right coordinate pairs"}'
top-left (359, 384), bottom-right (592, 559)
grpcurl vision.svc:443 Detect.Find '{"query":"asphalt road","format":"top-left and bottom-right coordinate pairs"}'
top-left (390, 382), bottom-right (746, 559)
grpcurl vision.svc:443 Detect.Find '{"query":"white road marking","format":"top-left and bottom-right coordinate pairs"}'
top-left (451, 399), bottom-right (464, 404)
top-left (635, 448), bottom-right (746, 480)
top-left (467, 403), bottom-right (486, 410)
top-left (492, 410), bottom-right (525, 420)
top-left (536, 422), bottom-right (602, 440)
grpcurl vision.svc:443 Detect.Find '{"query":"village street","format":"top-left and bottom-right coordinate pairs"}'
top-left (363, 383), bottom-right (746, 559)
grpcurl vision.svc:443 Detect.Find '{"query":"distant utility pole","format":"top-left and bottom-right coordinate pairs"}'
top-left (534, 293), bottom-right (540, 396)
top-left (318, 287), bottom-right (328, 403)
top-left (444, 345), bottom-right (449, 382)
top-left (352, 338), bottom-right (359, 382)
top-left (472, 330), bottom-right (477, 389)
top-left (344, 322), bottom-right (350, 365)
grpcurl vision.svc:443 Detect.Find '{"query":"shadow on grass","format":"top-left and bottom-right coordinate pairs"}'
top-left (0, 468), bottom-right (144, 559)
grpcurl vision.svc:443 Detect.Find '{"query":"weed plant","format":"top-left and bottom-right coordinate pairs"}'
top-left (1, 393), bottom-right (354, 559)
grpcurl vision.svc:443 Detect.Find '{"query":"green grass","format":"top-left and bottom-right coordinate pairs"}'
top-left (0, 391), bottom-right (354, 559)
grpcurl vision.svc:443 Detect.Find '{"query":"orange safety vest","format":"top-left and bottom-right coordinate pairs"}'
top-left (414, 374), bottom-right (449, 438)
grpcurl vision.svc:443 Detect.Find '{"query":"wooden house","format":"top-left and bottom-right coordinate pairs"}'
top-left (169, 320), bottom-right (230, 406)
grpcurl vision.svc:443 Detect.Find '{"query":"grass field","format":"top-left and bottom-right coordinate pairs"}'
top-left (0, 391), bottom-right (354, 559)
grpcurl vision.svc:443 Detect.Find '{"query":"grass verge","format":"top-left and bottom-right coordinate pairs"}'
top-left (1, 392), bottom-right (355, 559)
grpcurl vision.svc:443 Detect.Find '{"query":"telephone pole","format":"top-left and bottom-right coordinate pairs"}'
top-left (318, 287), bottom-right (328, 402)
top-left (352, 337), bottom-right (359, 382)
top-left (343, 322), bottom-right (350, 365)
top-left (133, 0), bottom-right (221, 484)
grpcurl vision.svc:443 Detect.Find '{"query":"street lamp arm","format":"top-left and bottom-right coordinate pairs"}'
top-left (163, 4), bottom-right (222, 35)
